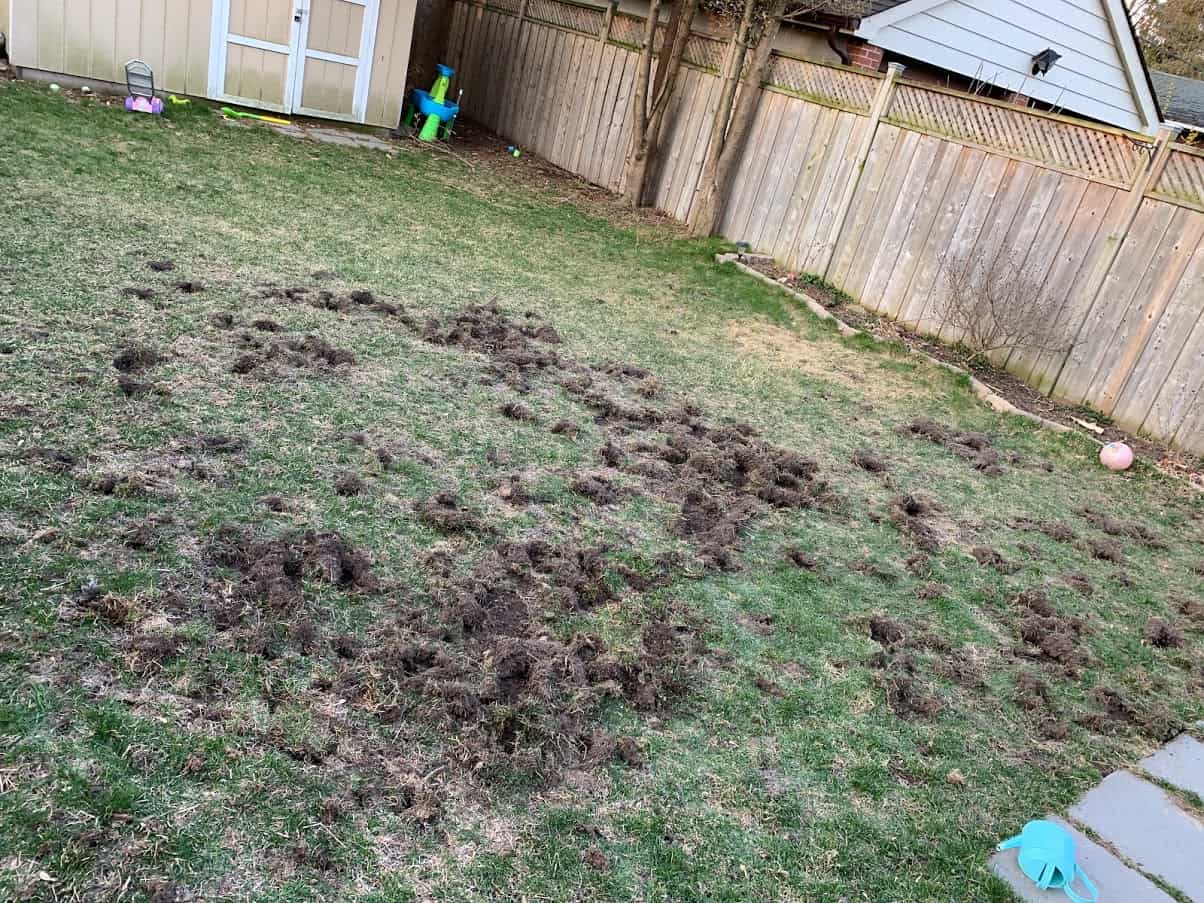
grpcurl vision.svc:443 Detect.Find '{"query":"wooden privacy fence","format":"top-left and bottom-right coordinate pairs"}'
top-left (445, 0), bottom-right (1204, 454)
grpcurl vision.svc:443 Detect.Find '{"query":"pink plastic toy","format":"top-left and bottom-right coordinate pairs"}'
top-left (1099, 441), bottom-right (1134, 471)
top-left (125, 95), bottom-right (164, 115)
top-left (124, 60), bottom-right (163, 115)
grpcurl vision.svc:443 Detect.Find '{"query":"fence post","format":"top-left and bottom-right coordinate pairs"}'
top-left (1068, 125), bottom-right (1179, 410)
top-left (817, 62), bottom-right (905, 279)
top-left (571, 1), bottom-right (617, 173)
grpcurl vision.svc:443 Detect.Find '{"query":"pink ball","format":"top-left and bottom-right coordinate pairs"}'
top-left (1099, 441), bottom-right (1133, 471)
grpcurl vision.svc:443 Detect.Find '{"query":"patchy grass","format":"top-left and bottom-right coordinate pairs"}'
top-left (1, 80), bottom-right (1202, 902)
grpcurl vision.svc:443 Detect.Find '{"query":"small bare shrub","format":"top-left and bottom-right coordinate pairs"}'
top-left (934, 249), bottom-right (1076, 364)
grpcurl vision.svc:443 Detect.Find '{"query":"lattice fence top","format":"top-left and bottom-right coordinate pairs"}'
top-left (886, 82), bottom-right (1149, 186)
top-left (526, 0), bottom-right (605, 34)
top-left (1152, 146), bottom-right (1204, 210)
top-left (767, 55), bottom-right (878, 112)
top-left (609, 12), bottom-right (647, 46)
top-left (488, 0), bottom-right (523, 15)
top-left (683, 33), bottom-right (727, 71)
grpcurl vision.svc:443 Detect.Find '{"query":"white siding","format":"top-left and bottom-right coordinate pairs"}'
top-left (859, 0), bottom-right (1158, 134)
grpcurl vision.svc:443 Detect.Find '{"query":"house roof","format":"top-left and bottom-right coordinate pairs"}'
top-left (1151, 71), bottom-right (1204, 130)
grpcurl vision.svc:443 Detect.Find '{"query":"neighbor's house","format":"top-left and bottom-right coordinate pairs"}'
top-left (846, 0), bottom-right (1163, 134)
top-left (3, 0), bottom-right (417, 128)
top-left (1152, 70), bottom-right (1204, 137)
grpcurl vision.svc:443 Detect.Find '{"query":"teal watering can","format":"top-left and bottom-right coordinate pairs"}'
top-left (998, 821), bottom-right (1098, 902)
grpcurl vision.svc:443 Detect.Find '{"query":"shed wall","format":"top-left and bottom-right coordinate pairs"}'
top-left (8, 0), bottom-right (414, 127)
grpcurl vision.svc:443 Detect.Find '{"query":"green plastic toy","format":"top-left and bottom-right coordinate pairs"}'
top-left (221, 106), bottom-right (290, 126)
top-left (404, 64), bottom-right (460, 141)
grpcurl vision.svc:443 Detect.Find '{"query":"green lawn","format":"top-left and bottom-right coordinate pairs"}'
top-left (1, 81), bottom-right (1201, 902)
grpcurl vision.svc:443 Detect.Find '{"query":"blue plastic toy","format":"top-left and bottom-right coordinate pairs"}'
top-left (998, 821), bottom-right (1098, 902)
top-left (404, 64), bottom-right (460, 141)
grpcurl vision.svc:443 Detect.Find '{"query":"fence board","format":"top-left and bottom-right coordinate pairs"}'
top-left (1030, 185), bottom-right (1128, 395)
top-left (1152, 146), bottom-right (1204, 211)
top-left (1056, 199), bottom-right (1178, 405)
top-left (1154, 299), bottom-right (1204, 453)
top-left (860, 133), bottom-right (944, 314)
top-left (827, 122), bottom-right (902, 290)
top-left (928, 153), bottom-right (1010, 346)
top-left (1111, 216), bottom-right (1204, 430)
top-left (747, 97), bottom-right (806, 252)
top-left (880, 138), bottom-right (960, 323)
top-left (786, 108), bottom-right (850, 273)
top-left (721, 90), bottom-right (784, 240)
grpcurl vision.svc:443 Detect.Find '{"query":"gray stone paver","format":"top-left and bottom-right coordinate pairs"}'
top-left (1140, 734), bottom-right (1204, 800)
top-left (991, 816), bottom-right (1175, 903)
top-left (1069, 770), bottom-right (1204, 901)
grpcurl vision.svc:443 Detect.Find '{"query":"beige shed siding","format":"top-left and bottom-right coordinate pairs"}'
top-left (307, 0), bottom-right (364, 57)
top-left (366, 0), bottom-right (417, 128)
top-left (301, 57), bottom-right (357, 115)
top-left (11, 0), bottom-right (414, 126)
top-left (10, 0), bottom-right (214, 95)
top-left (0, 2), bottom-right (8, 46)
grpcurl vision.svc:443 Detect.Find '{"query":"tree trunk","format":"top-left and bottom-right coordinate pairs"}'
top-left (688, 0), bottom-right (785, 237)
top-left (623, 0), bottom-right (662, 206)
top-left (686, 0), bottom-right (756, 233)
top-left (623, 0), bottom-right (698, 207)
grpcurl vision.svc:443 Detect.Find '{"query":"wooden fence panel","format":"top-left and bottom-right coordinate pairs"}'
top-left (1016, 183), bottom-right (1126, 395)
top-left (1111, 214), bottom-right (1204, 436)
top-left (1151, 145), bottom-right (1204, 212)
top-left (886, 82), bottom-right (1150, 188)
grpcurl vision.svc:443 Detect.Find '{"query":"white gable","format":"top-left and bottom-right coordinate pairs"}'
top-left (857, 0), bottom-right (1161, 134)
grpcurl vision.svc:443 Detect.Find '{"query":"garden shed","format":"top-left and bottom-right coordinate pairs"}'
top-left (5, 0), bottom-right (417, 127)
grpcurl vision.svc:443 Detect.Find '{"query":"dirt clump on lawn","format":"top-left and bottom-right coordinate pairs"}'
top-left (112, 343), bottom-right (161, 373)
top-left (890, 493), bottom-right (944, 552)
top-left (416, 491), bottom-right (484, 533)
top-left (898, 417), bottom-right (1004, 475)
top-left (1145, 617), bottom-right (1185, 649)
top-left (971, 546), bottom-right (1019, 574)
top-left (852, 448), bottom-right (889, 472)
top-left (1011, 517), bottom-right (1076, 543)
top-left (419, 302), bottom-right (837, 572)
top-left (1010, 588), bottom-right (1089, 670)
top-left (229, 332), bottom-right (356, 375)
top-left (1084, 686), bottom-right (1181, 741)
top-left (1078, 506), bottom-right (1163, 548)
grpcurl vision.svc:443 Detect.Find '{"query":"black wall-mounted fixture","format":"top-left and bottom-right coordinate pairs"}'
top-left (1031, 48), bottom-right (1061, 76)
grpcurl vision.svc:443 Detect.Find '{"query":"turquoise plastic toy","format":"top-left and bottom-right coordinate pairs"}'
top-left (403, 64), bottom-right (460, 141)
top-left (998, 821), bottom-right (1098, 902)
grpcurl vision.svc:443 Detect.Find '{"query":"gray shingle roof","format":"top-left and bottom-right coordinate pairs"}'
top-left (1152, 71), bottom-right (1204, 129)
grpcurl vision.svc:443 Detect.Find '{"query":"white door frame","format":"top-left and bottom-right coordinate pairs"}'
top-left (208, 0), bottom-right (379, 123)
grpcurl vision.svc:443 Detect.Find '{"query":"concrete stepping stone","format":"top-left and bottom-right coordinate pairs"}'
top-left (1140, 734), bottom-right (1204, 799)
top-left (991, 816), bottom-right (1175, 902)
top-left (1069, 770), bottom-right (1204, 900)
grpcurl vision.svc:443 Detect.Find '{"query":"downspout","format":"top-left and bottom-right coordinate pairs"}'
top-left (827, 25), bottom-right (850, 65)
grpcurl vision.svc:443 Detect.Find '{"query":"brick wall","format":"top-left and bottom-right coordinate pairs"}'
top-left (848, 42), bottom-right (884, 72)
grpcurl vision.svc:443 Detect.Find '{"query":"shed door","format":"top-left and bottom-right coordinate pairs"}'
top-left (210, 0), bottom-right (300, 114)
top-left (209, 0), bottom-right (379, 122)
top-left (292, 0), bottom-right (381, 123)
